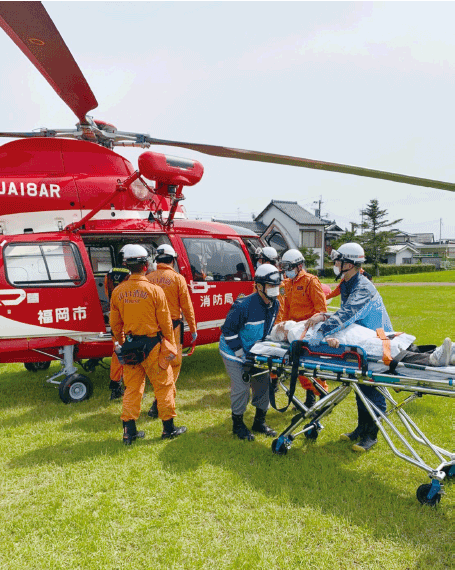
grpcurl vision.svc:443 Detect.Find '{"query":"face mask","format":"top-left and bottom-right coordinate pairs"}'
top-left (265, 285), bottom-right (280, 298)
top-left (285, 269), bottom-right (296, 279)
top-left (333, 266), bottom-right (341, 277)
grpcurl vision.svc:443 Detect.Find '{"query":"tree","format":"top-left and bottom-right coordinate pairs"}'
top-left (299, 245), bottom-right (319, 269)
top-left (360, 199), bottom-right (402, 276)
top-left (330, 228), bottom-right (360, 252)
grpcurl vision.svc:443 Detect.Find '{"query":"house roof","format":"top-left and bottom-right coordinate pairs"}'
top-left (211, 219), bottom-right (267, 235)
top-left (256, 200), bottom-right (325, 226)
top-left (387, 244), bottom-right (420, 254)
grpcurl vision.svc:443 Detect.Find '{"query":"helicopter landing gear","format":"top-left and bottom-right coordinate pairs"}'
top-left (59, 373), bottom-right (93, 404)
top-left (24, 361), bottom-right (51, 372)
top-left (44, 345), bottom-right (94, 404)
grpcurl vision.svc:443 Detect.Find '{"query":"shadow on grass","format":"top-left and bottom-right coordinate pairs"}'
top-left (155, 422), bottom-right (452, 569)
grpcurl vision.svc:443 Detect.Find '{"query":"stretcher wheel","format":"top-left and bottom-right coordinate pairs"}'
top-left (272, 439), bottom-right (287, 455)
top-left (24, 361), bottom-right (51, 372)
top-left (303, 422), bottom-right (320, 441)
top-left (59, 373), bottom-right (93, 404)
top-left (416, 484), bottom-right (441, 506)
top-left (442, 465), bottom-right (455, 479)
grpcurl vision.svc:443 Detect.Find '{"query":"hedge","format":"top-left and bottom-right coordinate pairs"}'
top-left (308, 263), bottom-right (438, 278)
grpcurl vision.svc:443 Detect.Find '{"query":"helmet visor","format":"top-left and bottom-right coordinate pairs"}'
top-left (264, 270), bottom-right (281, 285)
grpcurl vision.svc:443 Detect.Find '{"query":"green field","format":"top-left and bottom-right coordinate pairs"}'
top-left (321, 269), bottom-right (455, 284)
top-left (0, 286), bottom-right (454, 569)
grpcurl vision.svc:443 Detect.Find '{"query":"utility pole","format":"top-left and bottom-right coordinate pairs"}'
top-left (313, 196), bottom-right (322, 218)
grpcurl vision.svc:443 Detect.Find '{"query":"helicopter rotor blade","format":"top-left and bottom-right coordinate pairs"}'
top-left (143, 137), bottom-right (455, 193)
top-left (0, 1), bottom-right (97, 123)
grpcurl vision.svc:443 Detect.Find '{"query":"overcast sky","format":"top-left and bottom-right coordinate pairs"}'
top-left (1, 1), bottom-right (455, 238)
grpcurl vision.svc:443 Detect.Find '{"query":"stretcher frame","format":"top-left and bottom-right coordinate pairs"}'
top-left (244, 340), bottom-right (455, 506)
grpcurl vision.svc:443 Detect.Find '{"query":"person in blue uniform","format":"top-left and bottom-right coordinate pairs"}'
top-left (304, 242), bottom-right (392, 452)
top-left (219, 264), bottom-right (281, 441)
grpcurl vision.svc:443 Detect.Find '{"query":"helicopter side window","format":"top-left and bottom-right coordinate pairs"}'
top-left (182, 238), bottom-right (251, 282)
top-left (242, 237), bottom-right (264, 267)
top-left (87, 246), bottom-right (114, 275)
top-left (4, 242), bottom-right (85, 287)
top-left (265, 231), bottom-right (287, 255)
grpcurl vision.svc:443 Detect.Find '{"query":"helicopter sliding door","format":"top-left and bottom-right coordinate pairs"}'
top-left (179, 236), bottom-right (255, 344)
top-left (81, 233), bottom-right (174, 330)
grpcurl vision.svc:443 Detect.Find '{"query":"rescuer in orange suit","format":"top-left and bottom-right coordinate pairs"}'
top-left (146, 243), bottom-right (198, 419)
top-left (275, 249), bottom-right (328, 408)
top-left (110, 244), bottom-right (187, 444)
top-left (104, 264), bottom-right (130, 400)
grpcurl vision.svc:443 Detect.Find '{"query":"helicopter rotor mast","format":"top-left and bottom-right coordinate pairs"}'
top-left (1, 2), bottom-right (455, 193)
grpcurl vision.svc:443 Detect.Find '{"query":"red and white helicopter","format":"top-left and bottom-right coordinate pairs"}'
top-left (1, 2), bottom-right (454, 403)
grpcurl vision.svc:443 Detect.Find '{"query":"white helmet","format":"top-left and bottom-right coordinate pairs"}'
top-left (156, 244), bottom-right (177, 260)
top-left (258, 246), bottom-right (278, 264)
top-left (280, 249), bottom-right (305, 270)
top-left (254, 263), bottom-right (282, 285)
top-left (121, 244), bottom-right (149, 264)
top-left (334, 243), bottom-right (365, 265)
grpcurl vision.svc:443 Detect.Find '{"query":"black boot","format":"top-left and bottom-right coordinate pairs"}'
top-left (122, 419), bottom-right (145, 445)
top-left (251, 408), bottom-right (277, 437)
top-left (352, 422), bottom-right (379, 452)
top-left (304, 391), bottom-right (316, 409)
top-left (110, 380), bottom-right (124, 400)
top-left (232, 413), bottom-right (255, 441)
top-left (147, 399), bottom-right (158, 419)
top-left (341, 406), bottom-right (368, 442)
top-left (340, 424), bottom-right (365, 442)
top-left (161, 418), bottom-right (187, 440)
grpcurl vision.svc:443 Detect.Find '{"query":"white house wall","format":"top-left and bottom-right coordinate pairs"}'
top-left (259, 207), bottom-right (301, 246)
top-left (258, 205), bottom-right (325, 269)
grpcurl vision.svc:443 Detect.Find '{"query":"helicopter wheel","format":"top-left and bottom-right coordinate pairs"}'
top-left (24, 361), bottom-right (51, 372)
top-left (59, 373), bottom-right (93, 404)
top-left (416, 484), bottom-right (441, 506)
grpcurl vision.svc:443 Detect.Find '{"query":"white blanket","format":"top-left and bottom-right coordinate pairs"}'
top-left (270, 320), bottom-right (416, 361)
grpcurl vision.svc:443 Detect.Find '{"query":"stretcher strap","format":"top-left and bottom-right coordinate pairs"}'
top-left (269, 343), bottom-right (300, 413)
top-left (376, 328), bottom-right (393, 365)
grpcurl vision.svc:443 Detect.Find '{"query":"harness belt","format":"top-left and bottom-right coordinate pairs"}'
top-left (115, 334), bottom-right (161, 366)
top-left (172, 319), bottom-right (184, 345)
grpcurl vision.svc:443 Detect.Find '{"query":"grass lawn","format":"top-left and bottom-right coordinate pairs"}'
top-left (321, 269), bottom-right (455, 284)
top-left (0, 287), bottom-right (454, 569)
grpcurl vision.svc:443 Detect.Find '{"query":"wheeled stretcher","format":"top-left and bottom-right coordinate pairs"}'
top-left (243, 340), bottom-right (455, 505)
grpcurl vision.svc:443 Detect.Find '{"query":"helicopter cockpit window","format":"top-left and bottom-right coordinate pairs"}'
top-left (4, 242), bottom-right (85, 287)
top-left (182, 238), bottom-right (251, 282)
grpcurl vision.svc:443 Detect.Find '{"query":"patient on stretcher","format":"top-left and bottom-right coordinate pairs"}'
top-left (270, 320), bottom-right (454, 368)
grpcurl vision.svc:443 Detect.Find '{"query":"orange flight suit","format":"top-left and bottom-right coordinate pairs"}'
top-left (276, 270), bottom-right (327, 323)
top-left (104, 269), bottom-right (130, 384)
top-left (146, 263), bottom-right (197, 384)
top-left (326, 270), bottom-right (368, 301)
top-left (326, 282), bottom-right (341, 301)
top-left (276, 270), bottom-right (328, 395)
top-left (110, 275), bottom-right (177, 422)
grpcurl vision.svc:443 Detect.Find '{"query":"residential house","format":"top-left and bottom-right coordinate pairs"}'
top-left (215, 200), bottom-right (327, 269)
